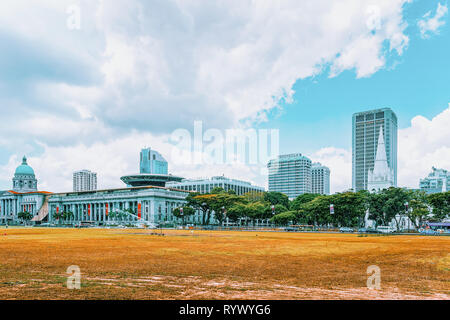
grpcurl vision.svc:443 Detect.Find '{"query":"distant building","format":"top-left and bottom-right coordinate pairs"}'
top-left (167, 176), bottom-right (264, 195)
top-left (352, 108), bottom-right (397, 191)
top-left (267, 153), bottom-right (312, 199)
top-left (367, 126), bottom-right (395, 192)
top-left (121, 148), bottom-right (183, 188)
top-left (140, 148), bottom-right (168, 175)
top-left (1, 156), bottom-right (51, 223)
top-left (311, 163), bottom-right (330, 195)
top-left (420, 167), bottom-right (449, 194)
top-left (73, 170), bottom-right (97, 192)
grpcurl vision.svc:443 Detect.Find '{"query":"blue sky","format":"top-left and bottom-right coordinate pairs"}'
top-left (259, 0), bottom-right (450, 155)
top-left (0, 0), bottom-right (449, 193)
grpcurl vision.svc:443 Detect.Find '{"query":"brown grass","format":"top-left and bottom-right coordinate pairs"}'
top-left (0, 227), bottom-right (448, 300)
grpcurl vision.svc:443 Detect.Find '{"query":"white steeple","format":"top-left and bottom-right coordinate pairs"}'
top-left (368, 126), bottom-right (394, 192)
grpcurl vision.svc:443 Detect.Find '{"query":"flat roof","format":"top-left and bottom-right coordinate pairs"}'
top-left (50, 185), bottom-right (189, 196)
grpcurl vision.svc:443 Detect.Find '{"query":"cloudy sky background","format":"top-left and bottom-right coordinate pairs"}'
top-left (0, 0), bottom-right (449, 193)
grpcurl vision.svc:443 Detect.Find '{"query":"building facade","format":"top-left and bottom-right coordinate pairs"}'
top-left (167, 176), bottom-right (264, 195)
top-left (420, 167), bottom-right (449, 194)
top-left (0, 155), bottom-right (207, 225)
top-left (73, 170), bottom-right (97, 192)
top-left (47, 186), bottom-right (195, 225)
top-left (268, 154), bottom-right (312, 199)
top-left (352, 108), bottom-right (398, 192)
top-left (367, 127), bottom-right (395, 191)
top-left (0, 156), bottom-right (51, 224)
top-left (140, 148), bottom-right (168, 175)
top-left (311, 163), bottom-right (330, 195)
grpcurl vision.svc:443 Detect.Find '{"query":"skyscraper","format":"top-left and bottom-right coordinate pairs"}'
top-left (352, 108), bottom-right (397, 192)
top-left (267, 153), bottom-right (312, 199)
top-left (311, 162), bottom-right (330, 195)
top-left (73, 170), bottom-right (97, 192)
top-left (140, 148), bottom-right (168, 175)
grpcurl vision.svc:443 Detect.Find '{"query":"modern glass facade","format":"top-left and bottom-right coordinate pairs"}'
top-left (267, 154), bottom-right (312, 199)
top-left (167, 176), bottom-right (264, 195)
top-left (352, 108), bottom-right (397, 192)
top-left (140, 148), bottom-right (168, 175)
top-left (311, 163), bottom-right (330, 195)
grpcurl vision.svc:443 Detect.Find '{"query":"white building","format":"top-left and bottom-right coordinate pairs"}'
top-left (367, 127), bottom-right (395, 192)
top-left (73, 170), bottom-right (97, 192)
top-left (420, 167), bottom-right (449, 194)
top-left (167, 175), bottom-right (264, 195)
top-left (311, 163), bottom-right (330, 195)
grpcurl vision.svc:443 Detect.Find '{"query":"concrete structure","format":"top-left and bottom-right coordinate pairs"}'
top-left (420, 167), bottom-right (449, 194)
top-left (353, 108), bottom-right (397, 192)
top-left (47, 186), bottom-right (192, 225)
top-left (367, 127), bottom-right (395, 191)
top-left (311, 163), bottom-right (330, 195)
top-left (73, 170), bottom-right (97, 192)
top-left (267, 153), bottom-right (312, 199)
top-left (167, 176), bottom-right (265, 195)
top-left (0, 156), bottom-right (51, 224)
top-left (0, 154), bottom-right (203, 225)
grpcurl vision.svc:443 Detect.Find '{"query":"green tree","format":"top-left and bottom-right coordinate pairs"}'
top-left (290, 193), bottom-right (320, 211)
top-left (382, 187), bottom-right (410, 231)
top-left (264, 192), bottom-right (290, 209)
top-left (18, 211), bottom-right (33, 224)
top-left (271, 211), bottom-right (298, 225)
top-left (173, 206), bottom-right (195, 225)
top-left (407, 190), bottom-right (430, 229)
top-left (428, 191), bottom-right (450, 221)
top-left (186, 193), bottom-right (212, 225)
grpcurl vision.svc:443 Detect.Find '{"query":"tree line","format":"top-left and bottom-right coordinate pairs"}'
top-left (176, 187), bottom-right (450, 228)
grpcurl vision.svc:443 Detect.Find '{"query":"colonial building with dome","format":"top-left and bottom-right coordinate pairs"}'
top-left (0, 151), bottom-right (199, 226)
top-left (0, 156), bottom-right (52, 224)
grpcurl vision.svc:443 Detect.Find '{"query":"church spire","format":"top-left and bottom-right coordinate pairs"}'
top-left (367, 126), bottom-right (394, 191)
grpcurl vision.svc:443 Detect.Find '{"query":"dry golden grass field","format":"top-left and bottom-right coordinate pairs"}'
top-left (0, 227), bottom-right (448, 300)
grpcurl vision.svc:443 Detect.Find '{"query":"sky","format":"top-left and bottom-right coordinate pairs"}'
top-left (0, 0), bottom-right (449, 194)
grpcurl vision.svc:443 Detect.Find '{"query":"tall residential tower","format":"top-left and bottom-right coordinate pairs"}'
top-left (352, 108), bottom-right (397, 192)
top-left (311, 163), bottom-right (330, 195)
top-left (73, 170), bottom-right (97, 192)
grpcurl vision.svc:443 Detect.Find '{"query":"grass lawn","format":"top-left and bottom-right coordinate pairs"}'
top-left (0, 227), bottom-right (448, 299)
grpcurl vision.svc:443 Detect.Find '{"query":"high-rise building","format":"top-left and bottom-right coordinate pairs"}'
top-left (420, 167), bottom-right (449, 194)
top-left (73, 170), bottom-right (97, 192)
top-left (311, 163), bottom-right (330, 195)
top-left (267, 153), bottom-right (312, 199)
top-left (140, 148), bottom-right (168, 175)
top-left (167, 176), bottom-right (265, 195)
top-left (352, 108), bottom-right (397, 192)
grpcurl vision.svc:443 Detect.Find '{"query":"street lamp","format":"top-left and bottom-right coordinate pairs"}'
top-left (405, 202), bottom-right (409, 232)
top-left (180, 207), bottom-right (184, 227)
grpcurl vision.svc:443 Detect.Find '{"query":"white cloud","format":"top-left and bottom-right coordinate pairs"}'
top-left (0, 0), bottom-right (421, 192)
top-left (398, 104), bottom-right (450, 188)
top-left (311, 147), bottom-right (353, 194)
top-left (0, 0), bottom-right (411, 147)
top-left (418, 3), bottom-right (448, 38)
top-left (309, 104), bottom-right (450, 193)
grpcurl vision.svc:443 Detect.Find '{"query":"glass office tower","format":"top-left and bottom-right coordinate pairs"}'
top-left (352, 108), bottom-right (397, 192)
top-left (140, 148), bottom-right (168, 175)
